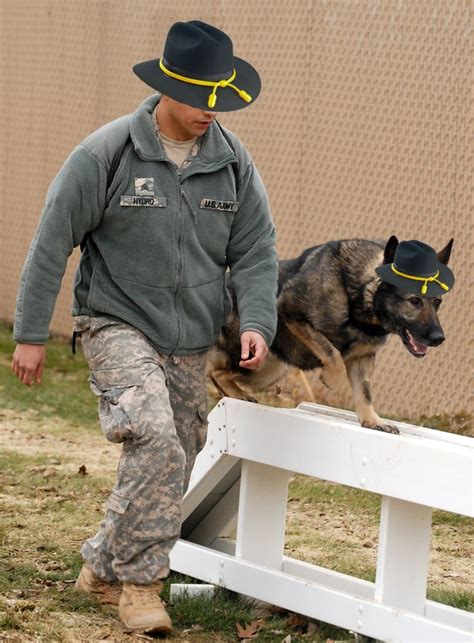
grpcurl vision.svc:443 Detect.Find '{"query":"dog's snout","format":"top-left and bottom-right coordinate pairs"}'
top-left (429, 331), bottom-right (445, 346)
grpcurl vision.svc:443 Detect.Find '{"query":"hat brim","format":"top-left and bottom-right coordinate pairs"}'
top-left (133, 56), bottom-right (261, 112)
top-left (375, 262), bottom-right (455, 297)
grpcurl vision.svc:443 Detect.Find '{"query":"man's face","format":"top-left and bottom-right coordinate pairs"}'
top-left (158, 95), bottom-right (218, 140)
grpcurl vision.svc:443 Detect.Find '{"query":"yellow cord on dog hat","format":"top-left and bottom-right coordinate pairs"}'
top-left (390, 264), bottom-right (450, 295)
top-left (375, 239), bottom-right (455, 297)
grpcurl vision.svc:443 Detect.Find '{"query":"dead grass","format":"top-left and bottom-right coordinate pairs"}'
top-left (285, 477), bottom-right (474, 595)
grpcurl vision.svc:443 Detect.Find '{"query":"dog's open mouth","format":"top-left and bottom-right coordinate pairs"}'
top-left (401, 328), bottom-right (428, 357)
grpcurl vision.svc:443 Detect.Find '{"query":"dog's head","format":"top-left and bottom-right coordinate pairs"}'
top-left (374, 235), bottom-right (454, 357)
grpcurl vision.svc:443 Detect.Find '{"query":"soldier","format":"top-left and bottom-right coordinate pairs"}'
top-left (11, 21), bottom-right (277, 634)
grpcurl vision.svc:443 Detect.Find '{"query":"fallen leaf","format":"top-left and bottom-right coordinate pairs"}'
top-left (286, 613), bottom-right (308, 629)
top-left (236, 619), bottom-right (264, 639)
top-left (43, 562), bottom-right (63, 571)
top-left (306, 622), bottom-right (318, 634)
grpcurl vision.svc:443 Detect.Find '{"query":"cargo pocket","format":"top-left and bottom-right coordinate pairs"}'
top-left (130, 498), bottom-right (182, 542)
top-left (106, 491), bottom-right (131, 515)
top-left (89, 367), bottom-right (143, 443)
top-left (104, 491), bottom-right (132, 541)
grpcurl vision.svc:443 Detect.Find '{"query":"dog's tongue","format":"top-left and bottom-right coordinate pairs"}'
top-left (407, 331), bottom-right (428, 355)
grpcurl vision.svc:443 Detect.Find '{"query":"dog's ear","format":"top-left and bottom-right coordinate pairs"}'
top-left (383, 235), bottom-right (398, 264)
top-left (437, 238), bottom-right (454, 265)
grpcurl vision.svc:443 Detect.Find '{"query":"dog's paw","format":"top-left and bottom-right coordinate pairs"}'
top-left (241, 394), bottom-right (258, 404)
top-left (363, 420), bottom-right (400, 435)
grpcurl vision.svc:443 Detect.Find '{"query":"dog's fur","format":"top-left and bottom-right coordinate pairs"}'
top-left (208, 236), bottom-right (453, 434)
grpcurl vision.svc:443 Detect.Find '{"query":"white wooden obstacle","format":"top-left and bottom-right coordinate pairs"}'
top-left (170, 399), bottom-right (473, 642)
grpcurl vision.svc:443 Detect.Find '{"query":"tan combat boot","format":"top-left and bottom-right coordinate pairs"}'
top-left (75, 564), bottom-right (122, 606)
top-left (119, 581), bottom-right (173, 634)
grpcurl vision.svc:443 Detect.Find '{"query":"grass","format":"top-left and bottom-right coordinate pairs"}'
top-left (288, 476), bottom-right (381, 517)
top-left (0, 324), bottom-right (97, 430)
top-left (0, 321), bottom-right (472, 640)
top-left (414, 412), bottom-right (472, 437)
top-left (161, 582), bottom-right (348, 641)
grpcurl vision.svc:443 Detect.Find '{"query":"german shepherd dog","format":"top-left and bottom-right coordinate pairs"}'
top-left (207, 236), bottom-right (453, 434)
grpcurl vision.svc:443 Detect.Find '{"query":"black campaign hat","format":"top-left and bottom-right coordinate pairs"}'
top-left (133, 21), bottom-right (261, 112)
top-left (375, 240), bottom-right (454, 297)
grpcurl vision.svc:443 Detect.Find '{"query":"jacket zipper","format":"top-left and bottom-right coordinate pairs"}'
top-left (169, 156), bottom-right (237, 354)
top-left (171, 170), bottom-right (186, 354)
top-left (181, 188), bottom-right (198, 225)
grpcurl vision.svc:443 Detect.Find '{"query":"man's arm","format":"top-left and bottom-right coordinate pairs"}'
top-left (11, 344), bottom-right (46, 386)
top-left (226, 160), bottom-right (278, 361)
top-left (14, 145), bottom-right (106, 346)
top-left (239, 330), bottom-right (269, 370)
top-left (12, 145), bottom-right (107, 385)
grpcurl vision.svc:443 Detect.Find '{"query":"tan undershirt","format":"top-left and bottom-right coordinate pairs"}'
top-left (152, 105), bottom-right (199, 168)
top-left (159, 131), bottom-right (198, 169)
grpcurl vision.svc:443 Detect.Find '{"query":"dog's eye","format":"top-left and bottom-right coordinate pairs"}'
top-left (409, 297), bottom-right (422, 308)
top-left (434, 298), bottom-right (442, 309)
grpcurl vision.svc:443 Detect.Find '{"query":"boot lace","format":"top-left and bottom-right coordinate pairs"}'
top-left (130, 583), bottom-right (163, 607)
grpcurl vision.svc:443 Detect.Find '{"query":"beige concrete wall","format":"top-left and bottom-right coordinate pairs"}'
top-left (1, 0), bottom-right (472, 420)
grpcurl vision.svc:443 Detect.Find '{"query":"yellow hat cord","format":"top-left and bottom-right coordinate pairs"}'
top-left (159, 58), bottom-right (252, 109)
top-left (391, 264), bottom-right (449, 295)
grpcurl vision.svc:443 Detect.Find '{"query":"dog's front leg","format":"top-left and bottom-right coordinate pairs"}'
top-left (345, 355), bottom-right (399, 434)
top-left (209, 369), bottom-right (258, 403)
top-left (285, 321), bottom-right (346, 389)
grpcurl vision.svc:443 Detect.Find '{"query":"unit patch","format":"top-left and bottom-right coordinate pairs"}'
top-left (200, 198), bottom-right (239, 212)
top-left (135, 178), bottom-right (155, 196)
top-left (120, 177), bottom-right (167, 207)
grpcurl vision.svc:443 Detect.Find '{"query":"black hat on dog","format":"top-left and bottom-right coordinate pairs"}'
top-left (133, 21), bottom-right (261, 112)
top-left (375, 240), bottom-right (454, 297)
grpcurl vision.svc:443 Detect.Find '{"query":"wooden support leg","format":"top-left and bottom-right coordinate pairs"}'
top-left (375, 496), bottom-right (432, 613)
top-left (235, 460), bottom-right (290, 569)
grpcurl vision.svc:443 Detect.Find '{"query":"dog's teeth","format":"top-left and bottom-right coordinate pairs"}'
top-left (405, 330), bottom-right (428, 355)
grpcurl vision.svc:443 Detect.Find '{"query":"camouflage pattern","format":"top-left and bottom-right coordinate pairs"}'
top-left (73, 315), bottom-right (208, 584)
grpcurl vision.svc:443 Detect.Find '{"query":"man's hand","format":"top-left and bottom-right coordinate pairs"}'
top-left (239, 331), bottom-right (269, 370)
top-left (11, 344), bottom-right (46, 386)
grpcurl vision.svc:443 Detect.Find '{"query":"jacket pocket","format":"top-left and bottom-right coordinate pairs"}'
top-left (222, 278), bottom-right (233, 321)
top-left (179, 275), bottom-right (230, 350)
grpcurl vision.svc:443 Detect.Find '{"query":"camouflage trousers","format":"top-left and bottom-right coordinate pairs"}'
top-left (73, 316), bottom-right (208, 584)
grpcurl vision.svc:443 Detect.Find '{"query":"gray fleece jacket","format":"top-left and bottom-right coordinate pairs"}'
top-left (14, 94), bottom-right (278, 354)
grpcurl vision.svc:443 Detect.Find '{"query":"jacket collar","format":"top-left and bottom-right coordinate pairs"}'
top-left (130, 94), bottom-right (237, 169)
